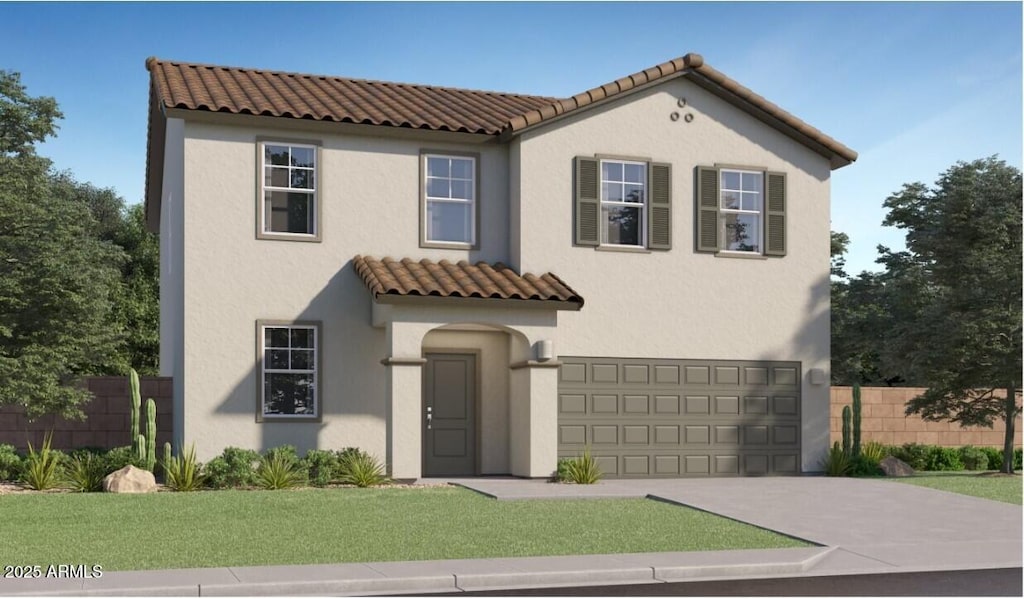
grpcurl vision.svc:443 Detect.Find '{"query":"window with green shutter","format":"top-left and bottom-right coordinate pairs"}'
top-left (695, 165), bottom-right (787, 257)
top-left (574, 156), bottom-right (671, 251)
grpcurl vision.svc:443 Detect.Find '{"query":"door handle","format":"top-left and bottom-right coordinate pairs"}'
top-left (426, 406), bottom-right (432, 430)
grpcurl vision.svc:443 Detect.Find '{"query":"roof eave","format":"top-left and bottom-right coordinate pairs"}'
top-left (373, 292), bottom-right (584, 311)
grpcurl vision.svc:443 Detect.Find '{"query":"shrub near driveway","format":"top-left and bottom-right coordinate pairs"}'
top-left (0, 486), bottom-right (806, 571)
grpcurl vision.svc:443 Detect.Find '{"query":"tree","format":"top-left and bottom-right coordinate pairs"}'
top-left (880, 157), bottom-right (1022, 473)
top-left (0, 72), bottom-right (124, 419)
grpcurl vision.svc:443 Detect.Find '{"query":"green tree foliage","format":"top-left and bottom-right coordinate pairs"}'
top-left (0, 71), bottom-right (158, 420)
top-left (880, 157), bottom-right (1022, 473)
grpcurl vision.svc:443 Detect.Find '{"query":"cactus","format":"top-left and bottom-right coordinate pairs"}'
top-left (135, 434), bottom-right (146, 463)
top-left (162, 442), bottom-right (172, 477)
top-left (145, 399), bottom-right (157, 471)
top-left (129, 369), bottom-right (141, 444)
top-left (841, 405), bottom-right (852, 456)
top-left (852, 383), bottom-right (862, 457)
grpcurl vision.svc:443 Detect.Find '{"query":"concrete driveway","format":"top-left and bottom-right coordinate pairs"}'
top-left (444, 476), bottom-right (1023, 573)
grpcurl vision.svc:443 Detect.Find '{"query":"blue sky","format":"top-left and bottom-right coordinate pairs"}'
top-left (2, 1), bottom-right (1020, 275)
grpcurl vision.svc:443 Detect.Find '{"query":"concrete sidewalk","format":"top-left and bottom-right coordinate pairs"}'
top-left (1, 477), bottom-right (1019, 596)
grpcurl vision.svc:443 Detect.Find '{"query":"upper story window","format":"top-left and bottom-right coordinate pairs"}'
top-left (260, 141), bottom-right (318, 239)
top-left (573, 156), bottom-right (672, 251)
top-left (423, 154), bottom-right (477, 247)
top-left (719, 169), bottom-right (763, 253)
top-left (696, 165), bottom-right (786, 257)
top-left (600, 160), bottom-right (647, 247)
top-left (258, 322), bottom-right (319, 420)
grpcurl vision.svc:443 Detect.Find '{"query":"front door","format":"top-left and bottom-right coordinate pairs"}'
top-left (423, 353), bottom-right (476, 476)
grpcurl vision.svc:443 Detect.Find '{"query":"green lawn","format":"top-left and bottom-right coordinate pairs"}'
top-left (0, 486), bottom-right (806, 571)
top-left (890, 472), bottom-right (1022, 504)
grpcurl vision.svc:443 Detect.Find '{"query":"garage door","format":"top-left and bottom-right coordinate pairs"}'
top-left (557, 358), bottom-right (801, 477)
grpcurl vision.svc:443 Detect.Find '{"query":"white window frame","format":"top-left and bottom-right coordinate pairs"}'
top-left (599, 159), bottom-right (647, 248)
top-left (719, 168), bottom-right (763, 254)
top-left (423, 153), bottom-right (476, 247)
top-left (258, 323), bottom-right (319, 420)
top-left (260, 141), bottom-right (318, 239)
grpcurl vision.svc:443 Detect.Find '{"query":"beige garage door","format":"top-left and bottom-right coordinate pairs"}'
top-left (557, 358), bottom-right (802, 477)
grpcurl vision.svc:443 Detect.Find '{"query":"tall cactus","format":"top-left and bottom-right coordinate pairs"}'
top-left (135, 434), bottom-right (146, 463)
top-left (163, 442), bottom-right (172, 477)
top-left (852, 383), bottom-right (862, 457)
top-left (129, 368), bottom-right (141, 444)
top-left (145, 399), bottom-right (157, 471)
top-left (841, 405), bottom-right (852, 456)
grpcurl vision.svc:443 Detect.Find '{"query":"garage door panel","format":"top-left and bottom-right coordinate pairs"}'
top-left (558, 357), bottom-right (801, 478)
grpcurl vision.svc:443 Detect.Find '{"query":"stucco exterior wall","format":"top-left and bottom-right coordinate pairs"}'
top-left (176, 119), bottom-right (508, 460)
top-left (159, 117), bottom-right (185, 449)
top-left (514, 77), bottom-right (833, 471)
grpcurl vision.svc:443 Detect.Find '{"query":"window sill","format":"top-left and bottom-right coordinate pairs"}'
top-left (714, 251), bottom-right (768, 260)
top-left (256, 232), bottom-right (322, 243)
top-left (595, 245), bottom-right (652, 254)
top-left (420, 241), bottom-right (477, 250)
top-left (257, 414), bottom-right (323, 423)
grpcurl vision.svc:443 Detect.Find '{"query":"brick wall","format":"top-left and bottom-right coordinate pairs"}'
top-left (0, 377), bottom-right (172, 452)
top-left (830, 386), bottom-right (1022, 448)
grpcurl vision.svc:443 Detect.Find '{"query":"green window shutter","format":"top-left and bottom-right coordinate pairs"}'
top-left (647, 162), bottom-right (672, 250)
top-left (696, 166), bottom-right (719, 252)
top-left (574, 156), bottom-right (600, 247)
top-left (765, 171), bottom-right (786, 257)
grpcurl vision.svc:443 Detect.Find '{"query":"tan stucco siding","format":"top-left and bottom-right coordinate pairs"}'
top-left (514, 78), bottom-right (832, 471)
top-left (178, 120), bottom-right (509, 460)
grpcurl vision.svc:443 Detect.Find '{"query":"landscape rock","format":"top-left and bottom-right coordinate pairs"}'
top-left (879, 456), bottom-right (915, 477)
top-left (103, 465), bottom-right (156, 493)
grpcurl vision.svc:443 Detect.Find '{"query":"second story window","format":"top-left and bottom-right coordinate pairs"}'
top-left (720, 169), bottom-right (762, 253)
top-left (261, 141), bottom-right (317, 238)
top-left (424, 154), bottom-right (476, 246)
top-left (600, 160), bottom-right (647, 247)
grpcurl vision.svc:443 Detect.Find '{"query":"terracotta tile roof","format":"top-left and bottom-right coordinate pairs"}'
top-left (145, 57), bottom-right (557, 135)
top-left (353, 256), bottom-right (583, 309)
top-left (504, 53), bottom-right (857, 169)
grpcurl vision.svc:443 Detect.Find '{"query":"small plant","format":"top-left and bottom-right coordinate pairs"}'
top-left (926, 446), bottom-right (964, 471)
top-left (890, 443), bottom-right (930, 470)
top-left (848, 441), bottom-right (886, 476)
top-left (203, 447), bottom-right (261, 489)
top-left (958, 446), bottom-right (989, 471)
top-left (103, 445), bottom-right (143, 475)
top-left (822, 441), bottom-right (852, 476)
top-left (557, 447), bottom-right (601, 484)
top-left (980, 446), bottom-right (1003, 471)
top-left (163, 444), bottom-right (205, 491)
top-left (841, 405), bottom-right (852, 456)
top-left (255, 452), bottom-right (305, 490)
top-left (1015, 448), bottom-right (1022, 471)
top-left (860, 441), bottom-right (887, 463)
top-left (65, 453), bottom-right (106, 492)
top-left (851, 383), bottom-right (862, 457)
top-left (21, 433), bottom-right (64, 491)
top-left (0, 444), bottom-right (24, 482)
top-left (337, 449), bottom-right (389, 487)
top-left (303, 449), bottom-right (339, 487)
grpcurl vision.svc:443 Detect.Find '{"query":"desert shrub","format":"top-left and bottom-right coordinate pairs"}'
top-left (303, 449), bottom-right (339, 487)
top-left (958, 446), bottom-right (989, 471)
top-left (848, 441), bottom-right (887, 476)
top-left (925, 446), bottom-right (964, 471)
top-left (822, 441), bottom-right (852, 476)
top-left (21, 434), bottom-right (64, 491)
top-left (164, 444), bottom-right (205, 492)
top-left (66, 453), bottom-right (106, 492)
top-left (0, 444), bottom-right (24, 482)
top-left (890, 443), bottom-right (931, 470)
top-left (337, 450), bottom-right (389, 487)
top-left (103, 446), bottom-right (143, 475)
top-left (255, 452), bottom-right (305, 490)
top-left (557, 447), bottom-right (601, 484)
top-left (203, 447), bottom-right (261, 489)
top-left (1015, 448), bottom-right (1022, 470)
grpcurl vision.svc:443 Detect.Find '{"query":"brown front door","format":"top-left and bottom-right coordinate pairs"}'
top-left (423, 353), bottom-right (476, 476)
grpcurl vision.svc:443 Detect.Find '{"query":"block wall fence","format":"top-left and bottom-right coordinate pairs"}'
top-left (831, 386), bottom-right (1022, 448)
top-left (0, 377), bottom-right (172, 452)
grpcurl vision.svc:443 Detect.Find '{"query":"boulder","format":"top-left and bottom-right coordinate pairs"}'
top-left (103, 465), bottom-right (156, 493)
top-left (879, 456), bottom-right (915, 477)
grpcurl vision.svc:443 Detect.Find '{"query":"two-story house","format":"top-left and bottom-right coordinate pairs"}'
top-left (144, 53), bottom-right (856, 479)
